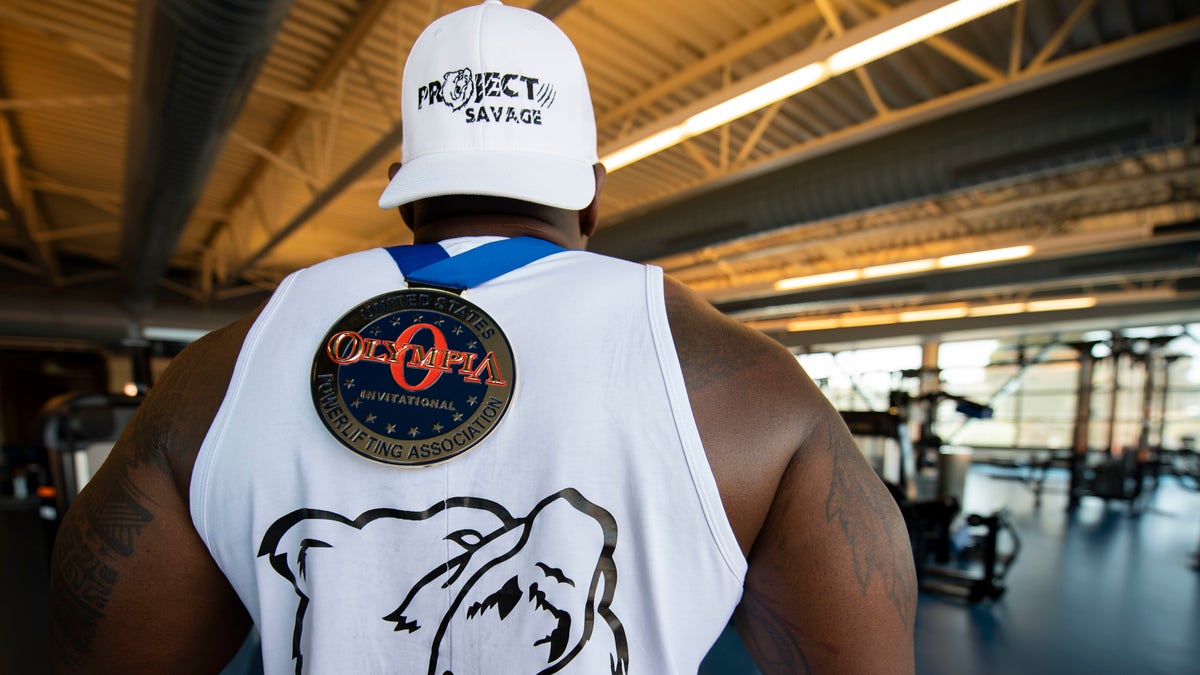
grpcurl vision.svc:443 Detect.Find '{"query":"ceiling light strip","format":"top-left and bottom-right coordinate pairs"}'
top-left (774, 244), bottom-right (1035, 291)
top-left (600, 0), bottom-right (1020, 171)
top-left (785, 295), bottom-right (1102, 332)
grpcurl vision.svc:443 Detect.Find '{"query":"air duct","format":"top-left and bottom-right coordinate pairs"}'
top-left (119, 0), bottom-right (295, 309)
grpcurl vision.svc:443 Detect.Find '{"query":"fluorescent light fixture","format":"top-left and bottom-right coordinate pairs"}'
top-left (142, 326), bottom-right (211, 342)
top-left (787, 318), bottom-right (842, 332)
top-left (899, 305), bottom-right (969, 322)
top-left (841, 312), bottom-right (898, 327)
top-left (862, 259), bottom-right (937, 278)
top-left (780, 293), bottom-right (1103, 333)
top-left (682, 64), bottom-right (828, 136)
top-left (603, 66), bottom-right (827, 170)
top-left (967, 302), bottom-right (1025, 317)
top-left (601, 0), bottom-right (1020, 171)
top-left (1027, 297), bottom-right (1097, 312)
top-left (938, 245), bottom-right (1033, 268)
top-left (775, 269), bottom-right (861, 291)
top-left (601, 127), bottom-right (689, 171)
top-left (773, 244), bottom-right (1036, 293)
top-left (828, 0), bottom-right (1019, 74)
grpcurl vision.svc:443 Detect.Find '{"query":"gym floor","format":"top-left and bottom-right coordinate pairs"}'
top-left (911, 466), bottom-right (1200, 675)
top-left (5, 465), bottom-right (1198, 674)
top-left (700, 464), bottom-right (1200, 675)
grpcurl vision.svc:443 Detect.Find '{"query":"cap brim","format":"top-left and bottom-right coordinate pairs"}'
top-left (378, 150), bottom-right (596, 211)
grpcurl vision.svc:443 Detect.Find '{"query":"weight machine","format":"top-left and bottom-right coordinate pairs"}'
top-left (841, 380), bottom-right (1019, 603)
top-left (37, 392), bottom-right (144, 528)
top-left (1065, 336), bottom-right (1183, 512)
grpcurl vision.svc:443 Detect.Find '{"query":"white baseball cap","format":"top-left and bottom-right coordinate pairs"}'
top-left (379, 0), bottom-right (598, 211)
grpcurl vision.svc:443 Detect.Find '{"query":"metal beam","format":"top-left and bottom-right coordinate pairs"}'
top-left (203, 0), bottom-right (396, 252)
top-left (220, 121), bottom-right (405, 288)
top-left (764, 296), bottom-right (1200, 353)
top-left (33, 222), bottom-right (120, 243)
top-left (674, 176), bottom-right (1200, 303)
top-left (1029, 0), bottom-right (1100, 71)
top-left (0, 5), bottom-right (132, 57)
top-left (0, 92), bottom-right (60, 283)
top-left (852, 0), bottom-right (1004, 81)
top-left (665, 160), bottom-right (1200, 279)
top-left (815, 0), bottom-right (890, 113)
top-left (0, 95), bottom-right (127, 113)
top-left (596, 2), bottom-right (825, 132)
top-left (945, 340), bottom-right (1060, 444)
top-left (250, 84), bottom-right (394, 133)
top-left (228, 132), bottom-right (320, 191)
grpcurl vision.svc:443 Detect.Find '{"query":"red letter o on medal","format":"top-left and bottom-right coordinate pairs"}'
top-left (392, 323), bottom-right (449, 391)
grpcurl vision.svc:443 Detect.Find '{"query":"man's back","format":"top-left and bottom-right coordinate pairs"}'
top-left (49, 238), bottom-right (915, 673)
top-left (191, 239), bottom-right (744, 673)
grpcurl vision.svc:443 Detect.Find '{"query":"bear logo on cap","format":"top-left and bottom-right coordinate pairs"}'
top-left (442, 68), bottom-right (475, 112)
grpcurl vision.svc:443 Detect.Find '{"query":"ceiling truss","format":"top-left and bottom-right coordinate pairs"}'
top-left (0, 0), bottom-right (1195, 349)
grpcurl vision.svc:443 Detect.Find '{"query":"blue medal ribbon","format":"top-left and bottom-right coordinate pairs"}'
top-left (385, 236), bottom-right (565, 291)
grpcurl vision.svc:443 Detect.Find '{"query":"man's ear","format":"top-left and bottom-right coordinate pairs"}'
top-left (399, 202), bottom-right (416, 231)
top-left (578, 162), bottom-right (607, 239)
top-left (387, 162), bottom-right (401, 180)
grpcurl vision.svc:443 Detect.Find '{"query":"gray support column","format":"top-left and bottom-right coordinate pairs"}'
top-left (918, 339), bottom-right (941, 452)
top-left (1105, 335), bottom-right (1127, 457)
top-left (1156, 355), bottom-right (1180, 449)
top-left (1142, 336), bottom-right (1177, 450)
top-left (1068, 342), bottom-right (1098, 510)
top-left (915, 340), bottom-right (941, 500)
top-left (1137, 345), bottom-right (1157, 454)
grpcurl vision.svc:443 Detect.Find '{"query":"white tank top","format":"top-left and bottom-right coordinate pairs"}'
top-left (191, 237), bottom-right (746, 674)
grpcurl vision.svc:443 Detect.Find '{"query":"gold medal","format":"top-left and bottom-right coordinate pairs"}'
top-left (310, 288), bottom-right (515, 466)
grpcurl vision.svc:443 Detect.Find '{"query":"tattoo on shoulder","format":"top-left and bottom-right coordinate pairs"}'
top-left (50, 419), bottom-right (164, 666)
top-left (823, 419), bottom-right (917, 627)
top-left (49, 526), bottom-right (118, 671)
top-left (733, 586), bottom-right (813, 675)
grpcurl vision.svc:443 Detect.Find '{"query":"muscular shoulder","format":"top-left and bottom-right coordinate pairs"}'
top-left (662, 275), bottom-right (831, 551)
top-left (663, 275), bottom-right (806, 396)
top-left (126, 308), bottom-right (261, 500)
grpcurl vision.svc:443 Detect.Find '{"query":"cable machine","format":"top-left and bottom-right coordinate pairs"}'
top-left (841, 355), bottom-right (1018, 603)
top-left (1067, 334), bottom-right (1181, 511)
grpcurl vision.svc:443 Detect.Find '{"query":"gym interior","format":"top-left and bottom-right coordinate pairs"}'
top-left (1, 1), bottom-right (1198, 673)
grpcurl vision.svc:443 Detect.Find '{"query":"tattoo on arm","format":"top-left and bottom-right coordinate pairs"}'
top-left (49, 526), bottom-right (119, 671)
top-left (823, 419), bottom-right (917, 627)
top-left (49, 405), bottom-right (170, 668)
top-left (50, 461), bottom-right (159, 669)
top-left (734, 586), bottom-right (813, 675)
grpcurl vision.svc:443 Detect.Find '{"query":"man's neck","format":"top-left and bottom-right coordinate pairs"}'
top-left (412, 215), bottom-right (586, 250)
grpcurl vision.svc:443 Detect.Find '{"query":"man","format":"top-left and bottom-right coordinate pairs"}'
top-left (49, 1), bottom-right (915, 673)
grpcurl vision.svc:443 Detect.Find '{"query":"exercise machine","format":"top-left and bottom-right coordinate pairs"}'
top-left (841, 385), bottom-right (1019, 603)
top-left (37, 392), bottom-right (144, 530)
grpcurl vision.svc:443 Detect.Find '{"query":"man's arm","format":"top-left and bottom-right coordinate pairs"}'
top-left (733, 406), bottom-right (916, 674)
top-left (48, 311), bottom-right (258, 673)
top-left (664, 276), bottom-right (916, 674)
